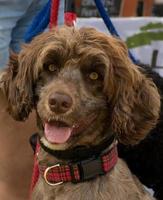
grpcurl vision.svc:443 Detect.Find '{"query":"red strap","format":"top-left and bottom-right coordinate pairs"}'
top-left (49, 0), bottom-right (60, 29)
top-left (29, 141), bottom-right (40, 197)
top-left (39, 144), bottom-right (118, 185)
top-left (64, 12), bottom-right (77, 26)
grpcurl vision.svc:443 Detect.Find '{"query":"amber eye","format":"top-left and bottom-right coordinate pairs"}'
top-left (48, 64), bottom-right (58, 72)
top-left (89, 72), bottom-right (99, 80)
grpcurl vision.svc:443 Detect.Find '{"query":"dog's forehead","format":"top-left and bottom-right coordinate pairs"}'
top-left (39, 35), bottom-right (107, 65)
top-left (27, 27), bottom-right (110, 75)
top-left (39, 45), bottom-right (107, 72)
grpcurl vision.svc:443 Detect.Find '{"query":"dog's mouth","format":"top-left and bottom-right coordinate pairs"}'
top-left (43, 113), bottom-right (97, 145)
top-left (44, 121), bottom-right (72, 144)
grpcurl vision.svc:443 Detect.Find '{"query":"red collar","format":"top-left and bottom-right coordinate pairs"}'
top-left (38, 142), bottom-right (118, 186)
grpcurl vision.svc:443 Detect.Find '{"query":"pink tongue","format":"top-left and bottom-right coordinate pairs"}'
top-left (44, 123), bottom-right (72, 144)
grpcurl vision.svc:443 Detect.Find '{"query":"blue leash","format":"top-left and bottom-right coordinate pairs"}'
top-left (24, 0), bottom-right (51, 43)
top-left (94, 0), bottom-right (138, 64)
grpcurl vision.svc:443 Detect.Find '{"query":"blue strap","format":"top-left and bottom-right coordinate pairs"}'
top-left (24, 0), bottom-right (51, 43)
top-left (94, 0), bottom-right (138, 64)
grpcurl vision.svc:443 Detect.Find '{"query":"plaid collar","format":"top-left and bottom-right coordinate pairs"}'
top-left (39, 142), bottom-right (118, 186)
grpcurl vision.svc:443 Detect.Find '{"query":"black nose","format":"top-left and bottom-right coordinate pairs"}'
top-left (48, 92), bottom-right (73, 114)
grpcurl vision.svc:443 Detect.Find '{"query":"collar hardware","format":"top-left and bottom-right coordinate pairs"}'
top-left (72, 156), bottom-right (105, 183)
top-left (39, 143), bottom-right (118, 186)
top-left (44, 164), bottom-right (63, 186)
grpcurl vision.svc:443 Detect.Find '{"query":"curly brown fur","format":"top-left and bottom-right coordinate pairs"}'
top-left (2, 27), bottom-right (160, 200)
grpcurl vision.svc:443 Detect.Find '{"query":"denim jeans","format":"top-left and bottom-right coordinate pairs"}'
top-left (0, 0), bottom-right (64, 68)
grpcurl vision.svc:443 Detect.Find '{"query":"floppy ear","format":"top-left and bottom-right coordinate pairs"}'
top-left (2, 50), bottom-right (35, 121)
top-left (2, 28), bottom-right (63, 121)
top-left (103, 37), bottom-right (160, 145)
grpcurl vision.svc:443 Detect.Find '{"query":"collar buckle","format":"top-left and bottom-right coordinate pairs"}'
top-left (71, 156), bottom-right (105, 183)
top-left (44, 164), bottom-right (63, 186)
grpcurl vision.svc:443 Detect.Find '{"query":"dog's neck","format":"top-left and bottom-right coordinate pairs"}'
top-left (34, 117), bottom-right (118, 185)
top-left (37, 135), bottom-right (118, 186)
top-left (39, 134), bottom-right (116, 162)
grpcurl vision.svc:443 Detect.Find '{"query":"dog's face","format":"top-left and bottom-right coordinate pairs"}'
top-left (35, 36), bottom-right (110, 150)
top-left (3, 27), bottom-right (160, 150)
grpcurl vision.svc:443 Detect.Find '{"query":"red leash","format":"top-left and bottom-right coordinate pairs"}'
top-left (49, 0), bottom-right (60, 28)
top-left (50, 0), bottom-right (77, 28)
top-left (64, 0), bottom-right (77, 26)
top-left (29, 141), bottom-right (40, 199)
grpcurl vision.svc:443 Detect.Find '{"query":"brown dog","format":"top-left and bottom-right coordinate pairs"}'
top-left (2, 27), bottom-right (160, 200)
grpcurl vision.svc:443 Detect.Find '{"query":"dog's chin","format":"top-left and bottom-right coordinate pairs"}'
top-left (40, 137), bottom-right (68, 150)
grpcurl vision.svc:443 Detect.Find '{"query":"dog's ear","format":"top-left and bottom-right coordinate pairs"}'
top-left (103, 37), bottom-right (160, 145)
top-left (2, 51), bottom-right (34, 121)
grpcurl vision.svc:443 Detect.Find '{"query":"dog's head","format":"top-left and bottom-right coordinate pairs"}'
top-left (2, 27), bottom-right (160, 150)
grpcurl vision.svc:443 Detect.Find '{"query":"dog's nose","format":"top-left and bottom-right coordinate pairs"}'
top-left (48, 92), bottom-right (73, 114)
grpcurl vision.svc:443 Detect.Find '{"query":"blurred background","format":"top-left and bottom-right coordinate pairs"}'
top-left (75, 0), bottom-right (163, 17)
top-left (74, 0), bottom-right (163, 74)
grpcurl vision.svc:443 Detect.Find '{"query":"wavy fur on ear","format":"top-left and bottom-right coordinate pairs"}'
top-left (2, 52), bottom-right (34, 121)
top-left (2, 29), bottom-right (64, 121)
top-left (103, 34), bottom-right (160, 145)
top-left (108, 61), bottom-right (160, 145)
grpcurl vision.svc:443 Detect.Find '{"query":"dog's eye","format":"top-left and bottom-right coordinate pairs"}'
top-left (89, 72), bottom-right (99, 80)
top-left (47, 64), bottom-right (58, 72)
